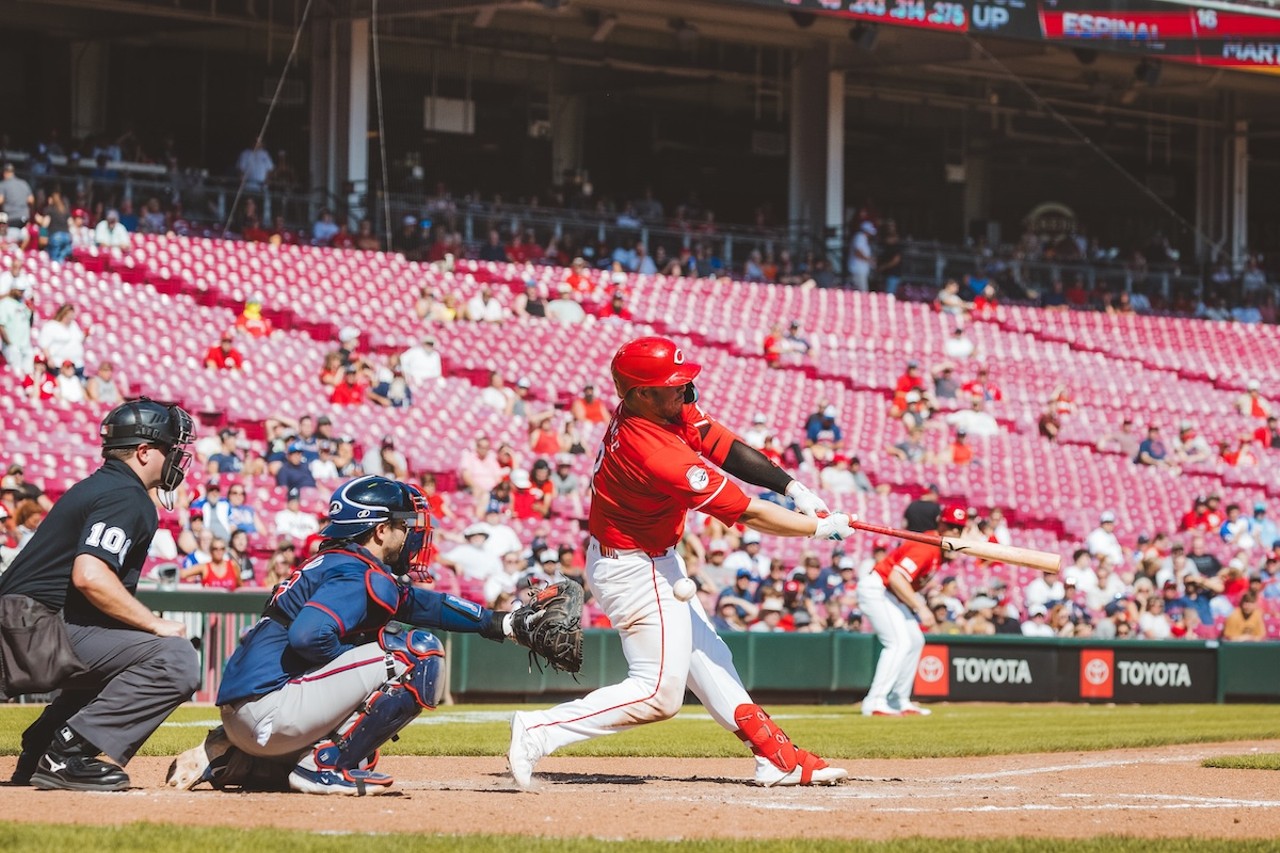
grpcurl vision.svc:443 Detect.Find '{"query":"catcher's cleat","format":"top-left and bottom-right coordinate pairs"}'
top-left (166, 726), bottom-right (234, 790)
top-left (507, 711), bottom-right (543, 790)
top-left (288, 745), bottom-right (395, 796)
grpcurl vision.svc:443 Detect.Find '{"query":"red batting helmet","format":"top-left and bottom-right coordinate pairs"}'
top-left (610, 336), bottom-right (700, 397)
top-left (939, 505), bottom-right (967, 528)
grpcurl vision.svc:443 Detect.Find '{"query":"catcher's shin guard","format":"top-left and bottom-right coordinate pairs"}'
top-left (321, 627), bottom-right (445, 772)
top-left (734, 704), bottom-right (846, 786)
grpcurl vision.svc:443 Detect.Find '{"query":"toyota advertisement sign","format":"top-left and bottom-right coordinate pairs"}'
top-left (912, 640), bottom-right (1217, 702)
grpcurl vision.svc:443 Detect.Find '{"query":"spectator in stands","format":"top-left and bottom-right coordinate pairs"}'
top-left (886, 424), bottom-right (927, 464)
top-left (1020, 605), bottom-right (1053, 637)
top-left (1220, 432), bottom-right (1259, 467)
top-left (1220, 503), bottom-right (1258, 552)
top-left (330, 365), bottom-right (369, 405)
top-left (0, 259), bottom-right (33, 376)
top-left (400, 335), bottom-right (442, 387)
top-left (227, 528), bottom-right (256, 585)
top-left (1037, 405), bottom-right (1060, 442)
top-left (1096, 418), bottom-right (1139, 458)
top-left (946, 398), bottom-right (999, 438)
top-left (0, 214), bottom-right (16, 251)
top-left (274, 487), bottom-right (319, 542)
top-left (312, 208), bottom-right (339, 246)
top-left (40, 189), bottom-right (72, 263)
top-left (259, 540), bottom-right (299, 589)
top-left (368, 363), bottom-right (412, 408)
top-left (78, 359), bottom-right (119, 405)
top-left (805, 404), bottom-right (843, 446)
top-left (204, 330), bottom-right (244, 370)
top-left (308, 443), bottom-right (339, 480)
top-left (180, 537), bottom-right (241, 589)
top-left (1221, 591), bottom-right (1265, 641)
top-left (528, 415), bottom-right (560, 456)
top-left (570, 383), bottom-right (610, 424)
top-left (1252, 503), bottom-right (1279, 551)
top-left (1085, 511), bottom-right (1125, 568)
top-left (1187, 534), bottom-right (1223, 577)
top-left (0, 163), bottom-right (33, 229)
top-left (848, 220), bottom-right (875, 291)
top-left (53, 359), bottom-right (85, 403)
top-left (1171, 421), bottom-right (1212, 465)
top-left (362, 436), bottom-right (408, 480)
top-left (237, 137), bottom-right (274, 192)
top-left (819, 448), bottom-right (870, 494)
top-left (936, 279), bottom-right (973, 316)
top-left (22, 356), bottom-right (56, 401)
top-left (459, 434), bottom-right (502, 507)
top-left (480, 370), bottom-right (516, 415)
top-left (941, 429), bottom-right (974, 465)
top-left (215, 482), bottom-right (259, 537)
top-left (466, 285), bottom-right (505, 323)
top-left (235, 296), bottom-right (273, 338)
top-left (206, 429), bottom-right (244, 475)
top-left (1237, 380), bottom-right (1271, 419)
top-left (318, 351), bottom-right (345, 389)
top-left (392, 215), bottom-right (425, 261)
top-left (93, 208), bottom-right (130, 250)
top-left (275, 442), bottom-right (317, 491)
top-left (478, 229), bottom-right (509, 263)
top-left (1135, 424), bottom-right (1174, 469)
top-left (68, 208), bottom-right (93, 251)
top-left (546, 283), bottom-right (586, 324)
top-left (36, 303), bottom-right (88, 377)
top-left (932, 364), bottom-right (959, 401)
top-left (1254, 416), bottom-right (1280, 450)
top-left (943, 326), bottom-right (975, 361)
top-left (513, 282), bottom-right (547, 319)
top-left (440, 523), bottom-right (503, 583)
top-left (762, 324), bottom-right (784, 369)
top-left (961, 366), bottom-right (1002, 403)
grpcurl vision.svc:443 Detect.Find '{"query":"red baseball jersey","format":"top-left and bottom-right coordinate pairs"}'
top-left (589, 401), bottom-right (750, 552)
top-left (872, 540), bottom-right (942, 591)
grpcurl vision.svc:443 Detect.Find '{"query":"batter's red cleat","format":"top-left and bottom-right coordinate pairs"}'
top-left (735, 704), bottom-right (848, 787)
top-left (899, 703), bottom-right (933, 716)
top-left (862, 703), bottom-right (902, 717)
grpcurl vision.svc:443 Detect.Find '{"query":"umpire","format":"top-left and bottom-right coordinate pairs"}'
top-left (1, 399), bottom-right (201, 791)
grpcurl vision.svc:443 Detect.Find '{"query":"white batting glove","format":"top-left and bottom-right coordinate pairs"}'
top-left (785, 480), bottom-right (829, 518)
top-left (812, 512), bottom-right (855, 541)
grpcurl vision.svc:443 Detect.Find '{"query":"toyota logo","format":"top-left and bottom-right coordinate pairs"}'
top-left (1084, 658), bottom-right (1110, 686)
top-left (918, 655), bottom-right (945, 683)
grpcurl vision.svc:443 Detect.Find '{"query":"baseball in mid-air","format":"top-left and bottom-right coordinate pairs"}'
top-left (672, 577), bottom-right (697, 601)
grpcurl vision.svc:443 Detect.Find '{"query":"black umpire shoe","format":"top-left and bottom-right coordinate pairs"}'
top-left (30, 726), bottom-right (130, 792)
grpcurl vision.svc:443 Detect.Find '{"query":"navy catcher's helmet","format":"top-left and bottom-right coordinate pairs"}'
top-left (322, 475), bottom-right (428, 541)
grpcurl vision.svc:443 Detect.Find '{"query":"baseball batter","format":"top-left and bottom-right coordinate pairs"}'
top-left (858, 505), bottom-right (967, 716)
top-left (508, 336), bottom-right (854, 788)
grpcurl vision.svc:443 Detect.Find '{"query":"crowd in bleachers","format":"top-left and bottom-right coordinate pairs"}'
top-left (2, 152), bottom-right (1280, 640)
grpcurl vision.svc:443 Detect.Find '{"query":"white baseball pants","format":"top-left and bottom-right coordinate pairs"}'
top-left (858, 571), bottom-right (924, 712)
top-left (518, 539), bottom-right (769, 773)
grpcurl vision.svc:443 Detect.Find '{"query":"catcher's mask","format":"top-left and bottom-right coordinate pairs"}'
top-left (392, 483), bottom-right (434, 578)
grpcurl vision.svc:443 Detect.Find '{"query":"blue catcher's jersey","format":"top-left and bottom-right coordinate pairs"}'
top-left (217, 544), bottom-right (491, 705)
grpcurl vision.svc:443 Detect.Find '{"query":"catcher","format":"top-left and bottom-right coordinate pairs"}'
top-left (166, 475), bottom-right (581, 796)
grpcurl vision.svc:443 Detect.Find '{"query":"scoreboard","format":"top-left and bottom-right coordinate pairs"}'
top-left (766, 0), bottom-right (1280, 72)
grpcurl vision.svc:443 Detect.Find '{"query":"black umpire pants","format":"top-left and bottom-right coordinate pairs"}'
top-left (21, 623), bottom-right (200, 765)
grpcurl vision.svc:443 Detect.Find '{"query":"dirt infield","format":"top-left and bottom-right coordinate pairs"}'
top-left (3, 741), bottom-right (1280, 840)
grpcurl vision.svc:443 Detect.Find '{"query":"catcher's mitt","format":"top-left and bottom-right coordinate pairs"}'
top-left (510, 581), bottom-right (584, 674)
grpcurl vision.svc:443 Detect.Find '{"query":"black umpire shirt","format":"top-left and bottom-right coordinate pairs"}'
top-left (0, 458), bottom-right (157, 628)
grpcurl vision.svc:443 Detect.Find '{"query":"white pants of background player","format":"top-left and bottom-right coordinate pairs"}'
top-left (221, 644), bottom-right (406, 759)
top-left (858, 570), bottom-right (924, 713)
top-left (517, 538), bottom-right (774, 778)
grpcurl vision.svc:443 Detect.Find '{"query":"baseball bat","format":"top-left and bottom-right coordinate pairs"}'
top-left (848, 519), bottom-right (1061, 573)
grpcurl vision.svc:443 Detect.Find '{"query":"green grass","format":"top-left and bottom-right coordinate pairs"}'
top-left (1202, 752), bottom-right (1280, 770)
top-left (0, 824), bottom-right (1274, 853)
top-left (1, 703), bottom-right (1278, 761)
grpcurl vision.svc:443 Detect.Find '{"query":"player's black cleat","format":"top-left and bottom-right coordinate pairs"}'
top-left (30, 726), bottom-right (130, 792)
